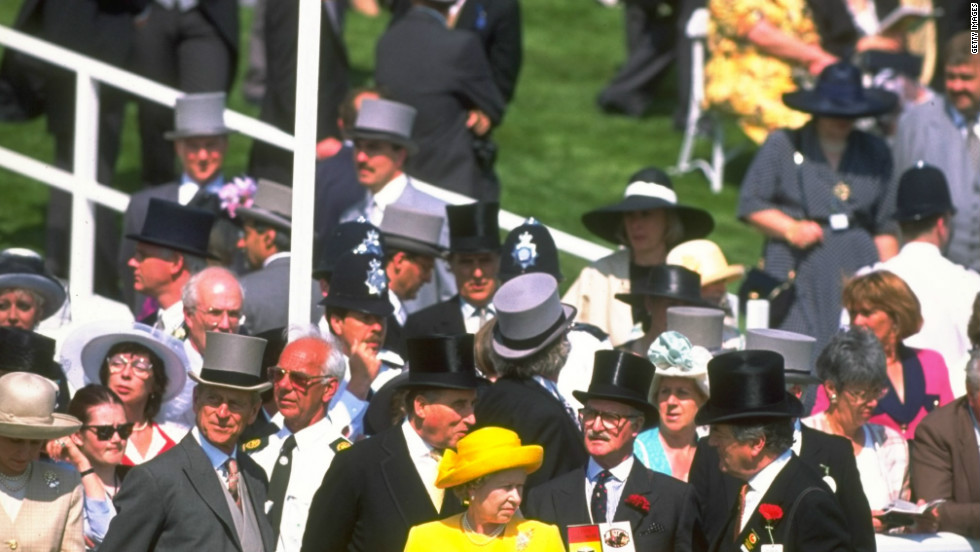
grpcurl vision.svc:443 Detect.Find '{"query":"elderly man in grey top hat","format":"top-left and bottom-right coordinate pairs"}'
top-left (101, 332), bottom-right (276, 552)
top-left (236, 179), bottom-right (321, 335)
top-left (474, 272), bottom-right (589, 490)
top-left (858, 163), bottom-right (980, 395)
top-left (119, 93), bottom-right (235, 313)
top-left (378, 204), bottom-right (446, 356)
top-left (689, 329), bottom-right (875, 552)
top-left (339, 98), bottom-right (456, 315)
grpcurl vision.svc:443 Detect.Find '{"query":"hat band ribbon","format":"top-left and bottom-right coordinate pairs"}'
top-left (498, 312), bottom-right (567, 350)
top-left (199, 368), bottom-right (262, 387)
top-left (0, 411), bottom-right (53, 425)
top-left (623, 181), bottom-right (677, 204)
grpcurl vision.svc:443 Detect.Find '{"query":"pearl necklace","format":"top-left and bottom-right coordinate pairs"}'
top-left (460, 513), bottom-right (505, 546)
top-left (133, 421), bottom-right (149, 432)
top-left (0, 463), bottom-right (32, 493)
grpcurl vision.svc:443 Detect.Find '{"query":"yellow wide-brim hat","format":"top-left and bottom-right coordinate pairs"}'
top-left (435, 427), bottom-right (543, 489)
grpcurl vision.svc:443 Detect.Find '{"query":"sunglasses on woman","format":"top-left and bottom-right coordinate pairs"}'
top-left (267, 366), bottom-right (330, 391)
top-left (82, 423), bottom-right (135, 441)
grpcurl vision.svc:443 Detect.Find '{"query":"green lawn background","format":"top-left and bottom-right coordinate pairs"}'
top-left (0, 1), bottom-right (762, 293)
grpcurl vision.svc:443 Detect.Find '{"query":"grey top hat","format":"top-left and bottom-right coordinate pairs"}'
top-left (667, 306), bottom-right (725, 351)
top-left (188, 332), bottom-right (272, 392)
top-left (237, 179), bottom-right (292, 232)
top-left (492, 273), bottom-right (576, 359)
top-left (164, 92), bottom-right (232, 140)
top-left (745, 328), bottom-right (819, 385)
top-left (351, 99), bottom-right (418, 154)
top-left (0, 372), bottom-right (81, 440)
top-left (380, 205), bottom-right (446, 258)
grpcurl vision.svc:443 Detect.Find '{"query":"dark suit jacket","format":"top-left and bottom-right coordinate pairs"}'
top-left (911, 397), bottom-right (980, 539)
top-left (524, 458), bottom-right (696, 552)
top-left (455, 0), bottom-right (522, 102)
top-left (198, 0), bottom-right (240, 90)
top-left (100, 434), bottom-right (275, 552)
top-left (474, 376), bottom-right (588, 490)
top-left (240, 255), bottom-right (320, 335)
top-left (403, 295), bottom-right (466, 338)
top-left (313, 144), bottom-right (363, 254)
top-left (710, 455), bottom-right (851, 552)
top-left (375, 7), bottom-right (505, 199)
top-left (690, 426), bottom-right (874, 552)
top-left (249, 0), bottom-right (350, 182)
top-left (301, 424), bottom-right (464, 552)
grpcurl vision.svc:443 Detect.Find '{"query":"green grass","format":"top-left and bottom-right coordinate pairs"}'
top-left (0, 0), bottom-right (763, 293)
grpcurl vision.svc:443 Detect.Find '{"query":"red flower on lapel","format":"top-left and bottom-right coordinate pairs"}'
top-left (625, 494), bottom-right (650, 514)
top-left (759, 503), bottom-right (783, 544)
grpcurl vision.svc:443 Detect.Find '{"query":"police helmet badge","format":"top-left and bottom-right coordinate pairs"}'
top-left (512, 231), bottom-right (538, 270)
top-left (354, 230), bottom-right (383, 256)
top-left (365, 258), bottom-right (388, 296)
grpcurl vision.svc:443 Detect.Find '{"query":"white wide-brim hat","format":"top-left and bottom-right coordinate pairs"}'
top-left (61, 321), bottom-right (189, 402)
top-left (0, 372), bottom-right (81, 439)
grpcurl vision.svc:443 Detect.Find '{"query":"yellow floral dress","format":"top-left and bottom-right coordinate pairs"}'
top-left (403, 514), bottom-right (564, 552)
top-left (705, 0), bottom-right (820, 143)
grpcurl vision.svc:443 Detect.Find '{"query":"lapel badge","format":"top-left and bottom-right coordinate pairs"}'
top-left (512, 231), bottom-right (538, 270)
top-left (43, 470), bottom-right (60, 489)
top-left (365, 258), bottom-right (388, 296)
top-left (832, 181), bottom-right (851, 202)
top-left (743, 528), bottom-right (759, 551)
top-left (354, 230), bottom-right (383, 256)
top-left (4, 540), bottom-right (17, 550)
top-left (329, 437), bottom-right (353, 453)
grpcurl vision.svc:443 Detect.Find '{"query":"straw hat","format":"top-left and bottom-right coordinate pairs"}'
top-left (0, 372), bottom-right (81, 439)
top-left (435, 427), bottom-right (543, 489)
top-left (666, 240), bottom-right (744, 287)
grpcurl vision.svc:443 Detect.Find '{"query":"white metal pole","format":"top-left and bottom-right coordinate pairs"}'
top-left (289, 0), bottom-right (322, 325)
top-left (69, 71), bottom-right (100, 303)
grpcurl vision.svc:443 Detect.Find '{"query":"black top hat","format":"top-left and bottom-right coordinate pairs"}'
top-left (0, 249), bottom-right (67, 320)
top-left (572, 350), bottom-right (658, 423)
top-left (126, 198), bottom-right (217, 259)
top-left (615, 265), bottom-right (711, 308)
top-left (447, 202), bottom-right (501, 253)
top-left (405, 334), bottom-right (482, 390)
top-left (319, 252), bottom-right (394, 318)
top-left (782, 62), bottom-right (898, 118)
top-left (582, 167), bottom-right (714, 246)
top-left (894, 163), bottom-right (956, 222)
top-left (0, 327), bottom-right (71, 411)
top-left (499, 219), bottom-right (562, 283)
top-left (313, 220), bottom-right (386, 280)
top-left (695, 350), bottom-right (804, 426)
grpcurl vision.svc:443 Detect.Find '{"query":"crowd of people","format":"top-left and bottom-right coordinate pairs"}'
top-left (0, 0), bottom-right (979, 550)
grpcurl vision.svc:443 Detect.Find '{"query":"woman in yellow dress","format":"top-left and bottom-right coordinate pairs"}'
top-left (403, 427), bottom-right (564, 551)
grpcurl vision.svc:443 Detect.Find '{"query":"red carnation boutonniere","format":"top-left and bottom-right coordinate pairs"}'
top-left (759, 504), bottom-right (784, 544)
top-left (625, 494), bottom-right (650, 514)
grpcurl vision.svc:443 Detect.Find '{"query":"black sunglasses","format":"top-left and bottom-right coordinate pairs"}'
top-left (82, 423), bottom-right (135, 441)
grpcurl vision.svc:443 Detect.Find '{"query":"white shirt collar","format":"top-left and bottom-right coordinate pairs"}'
top-left (401, 418), bottom-right (437, 457)
top-left (791, 419), bottom-right (802, 456)
top-left (747, 448), bottom-right (793, 496)
top-left (270, 410), bottom-right (337, 450)
top-left (899, 241), bottom-right (942, 257)
top-left (586, 455), bottom-right (634, 482)
top-left (370, 173), bottom-right (409, 212)
top-left (262, 251), bottom-right (291, 268)
top-left (192, 426), bottom-right (237, 470)
top-left (460, 298), bottom-right (494, 318)
top-left (159, 300), bottom-right (186, 334)
top-left (390, 292), bottom-right (406, 326)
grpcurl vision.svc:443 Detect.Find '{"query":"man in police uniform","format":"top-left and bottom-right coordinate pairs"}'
top-left (245, 328), bottom-right (351, 551)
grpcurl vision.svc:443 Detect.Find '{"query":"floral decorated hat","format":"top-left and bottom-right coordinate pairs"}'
top-left (647, 331), bottom-right (711, 402)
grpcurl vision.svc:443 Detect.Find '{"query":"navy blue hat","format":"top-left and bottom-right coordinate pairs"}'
top-left (782, 62), bottom-right (898, 118)
top-left (582, 167), bottom-right (714, 246)
top-left (313, 219), bottom-right (385, 280)
top-left (0, 249), bottom-right (66, 320)
top-left (126, 198), bottom-right (217, 259)
top-left (894, 163), bottom-right (956, 222)
top-left (695, 350), bottom-right (804, 425)
top-left (319, 252), bottom-right (394, 318)
top-left (447, 202), bottom-right (500, 253)
top-left (572, 350), bottom-right (658, 423)
top-left (405, 334), bottom-right (482, 390)
top-left (499, 219), bottom-right (562, 283)
top-left (0, 327), bottom-right (71, 412)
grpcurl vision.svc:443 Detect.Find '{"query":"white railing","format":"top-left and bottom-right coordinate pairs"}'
top-left (0, 16), bottom-right (611, 325)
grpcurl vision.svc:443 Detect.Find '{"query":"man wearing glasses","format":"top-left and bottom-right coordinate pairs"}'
top-left (245, 328), bottom-right (348, 552)
top-left (524, 350), bottom-right (696, 551)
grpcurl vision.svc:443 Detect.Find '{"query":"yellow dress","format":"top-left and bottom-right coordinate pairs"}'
top-left (705, 0), bottom-right (819, 143)
top-left (404, 513), bottom-right (564, 552)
